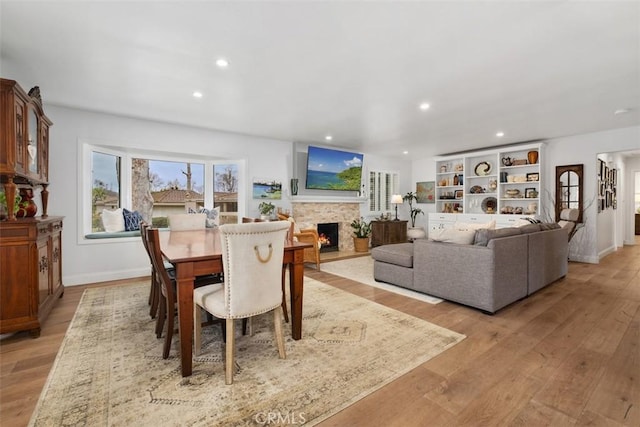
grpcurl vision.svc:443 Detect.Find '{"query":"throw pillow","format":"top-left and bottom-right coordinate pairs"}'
top-left (101, 208), bottom-right (125, 233)
top-left (197, 207), bottom-right (220, 228)
top-left (122, 208), bottom-right (143, 231)
top-left (454, 220), bottom-right (496, 231)
top-left (430, 228), bottom-right (476, 245)
top-left (474, 227), bottom-right (522, 246)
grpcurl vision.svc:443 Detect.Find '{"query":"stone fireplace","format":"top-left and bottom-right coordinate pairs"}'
top-left (291, 200), bottom-right (362, 252)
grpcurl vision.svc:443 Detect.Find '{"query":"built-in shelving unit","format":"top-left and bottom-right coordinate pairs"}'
top-left (434, 142), bottom-right (543, 217)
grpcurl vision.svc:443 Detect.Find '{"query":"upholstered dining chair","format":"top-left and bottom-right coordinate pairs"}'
top-left (168, 213), bottom-right (207, 231)
top-left (277, 213), bottom-right (321, 270)
top-left (145, 226), bottom-right (225, 359)
top-left (193, 221), bottom-right (290, 384)
top-left (243, 216), bottom-right (291, 322)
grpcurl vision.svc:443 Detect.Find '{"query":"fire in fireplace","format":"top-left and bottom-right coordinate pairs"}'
top-left (317, 222), bottom-right (339, 252)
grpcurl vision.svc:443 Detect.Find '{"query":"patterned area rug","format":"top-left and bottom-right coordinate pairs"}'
top-left (321, 256), bottom-right (443, 304)
top-left (29, 278), bottom-right (464, 426)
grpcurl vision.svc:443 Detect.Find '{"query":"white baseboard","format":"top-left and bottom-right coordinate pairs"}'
top-left (63, 267), bottom-right (150, 286)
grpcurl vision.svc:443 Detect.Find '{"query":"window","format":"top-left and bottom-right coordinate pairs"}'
top-left (82, 142), bottom-right (245, 238)
top-left (91, 151), bottom-right (121, 232)
top-left (213, 163), bottom-right (239, 225)
top-left (368, 170), bottom-right (399, 213)
top-left (132, 158), bottom-right (205, 228)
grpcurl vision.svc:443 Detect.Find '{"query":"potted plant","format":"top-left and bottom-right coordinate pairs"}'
top-left (258, 201), bottom-right (276, 220)
top-left (0, 191), bottom-right (21, 220)
top-left (403, 192), bottom-right (426, 240)
top-left (350, 217), bottom-right (372, 252)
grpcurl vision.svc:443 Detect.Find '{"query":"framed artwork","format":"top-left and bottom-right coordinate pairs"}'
top-left (525, 188), bottom-right (537, 198)
top-left (526, 172), bottom-right (539, 182)
top-left (416, 181), bottom-right (435, 204)
top-left (454, 189), bottom-right (463, 199)
top-left (598, 159), bottom-right (605, 179)
top-left (252, 178), bottom-right (282, 199)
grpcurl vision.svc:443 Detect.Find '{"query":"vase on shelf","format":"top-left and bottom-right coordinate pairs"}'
top-left (290, 178), bottom-right (298, 196)
top-left (16, 188), bottom-right (37, 218)
top-left (527, 151), bottom-right (539, 164)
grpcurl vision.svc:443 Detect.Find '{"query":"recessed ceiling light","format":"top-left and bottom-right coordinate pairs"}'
top-left (496, 131), bottom-right (505, 137)
top-left (325, 135), bottom-right (333, 141)
top-left (403, 150), bottom-right (409, 155)
top-left (419, 102), bottom-right (430, 111)
top-left (614, 108), bottom-right (630, 115)
top-left (193, 91), bottom-right (203, 98)
top-left (216, 58), bottom-right (229, 68)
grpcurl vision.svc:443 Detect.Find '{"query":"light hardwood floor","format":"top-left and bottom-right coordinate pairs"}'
top-left (1, 241), bottom-right (638, 426)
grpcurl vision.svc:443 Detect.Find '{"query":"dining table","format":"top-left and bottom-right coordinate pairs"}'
top-left (159, 227), bottom-right (312, 377)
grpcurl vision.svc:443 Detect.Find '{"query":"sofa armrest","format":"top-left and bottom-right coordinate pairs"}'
top-left (413, 235), bottom-right (528, 313)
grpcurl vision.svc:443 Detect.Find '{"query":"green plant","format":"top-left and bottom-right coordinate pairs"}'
top-left (258, 201), bottom-right (276, 216)
top-left (403, 192), bottom-right (424, 227)
top-left (350, 217), bottom-right (372, 238)
top-left (0, 191), bottom-right (22, 217)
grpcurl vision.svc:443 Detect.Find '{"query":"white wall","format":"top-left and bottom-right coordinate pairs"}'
top-left (46, 105), bottom-right (294, 285)
top-left (412, 125), bottom-right (640, 263)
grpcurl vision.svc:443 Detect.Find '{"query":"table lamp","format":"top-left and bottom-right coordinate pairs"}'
top-left (391, 194), bottom-right (403, 220)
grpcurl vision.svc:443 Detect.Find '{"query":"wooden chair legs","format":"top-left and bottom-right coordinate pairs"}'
top-left (281, 266), bottom-right (289, 323)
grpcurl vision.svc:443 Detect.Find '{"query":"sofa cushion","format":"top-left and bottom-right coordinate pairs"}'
top-left (540, 222), bottom-right (561, 230)
top-left (371, 243), bottom-right (414, 268)
top-left (474, 227), bottom-right (522, 246)
top-left (430, 228), bottom-right (477, 245)
top-left (519, 223), bottom-right (543, 234)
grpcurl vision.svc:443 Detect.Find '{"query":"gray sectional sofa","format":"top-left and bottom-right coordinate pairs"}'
top-left (371, 223), bottom-right (568, 313)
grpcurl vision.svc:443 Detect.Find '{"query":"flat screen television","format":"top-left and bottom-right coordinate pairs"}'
top-left (305, 145), bottom-right (364, 191)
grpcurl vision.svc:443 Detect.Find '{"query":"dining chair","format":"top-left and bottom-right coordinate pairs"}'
top-left (140, 221), bottom-right (162, 319)
top-left (168, 213), bottom-right (207, 231)
top-left (193, 221), bottom-right (290, 384)
top-left (146, 226), bottom-right (225, 359)
top-left (243, 216), bottom-right (290, 322)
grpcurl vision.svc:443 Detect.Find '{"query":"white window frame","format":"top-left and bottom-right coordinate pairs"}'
top-left (78, 140), bottom-right (246, 244)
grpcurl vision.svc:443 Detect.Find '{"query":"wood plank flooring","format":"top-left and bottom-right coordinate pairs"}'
top-left (1, 241), bottom-right (638, 426)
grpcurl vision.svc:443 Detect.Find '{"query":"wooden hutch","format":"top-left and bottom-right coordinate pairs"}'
top-left (0, 78), bottom-right (63, 337)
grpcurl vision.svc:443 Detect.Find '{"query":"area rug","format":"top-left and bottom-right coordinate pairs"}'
top-left (29, 278), bottom-right (464, 426)
top-left (321, 256), bottom-right (443, 304)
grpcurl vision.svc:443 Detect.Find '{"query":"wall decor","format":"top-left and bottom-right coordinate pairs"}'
top-left (597, 158), bottom-right (617, 213)
top-left (416, 181), bottom-right (435, 204)
top-left (252, 178), bottom-right (282, 199)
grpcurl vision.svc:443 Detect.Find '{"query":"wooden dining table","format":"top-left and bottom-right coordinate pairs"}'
top-left (159, 227), bottom-right (312, 377)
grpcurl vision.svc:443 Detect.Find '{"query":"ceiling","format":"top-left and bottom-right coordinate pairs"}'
top-left (1, 1), bottom-right (638, 159)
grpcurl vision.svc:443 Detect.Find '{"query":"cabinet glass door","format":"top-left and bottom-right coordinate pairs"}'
top-left (27, 108), bottom-right (39, 175)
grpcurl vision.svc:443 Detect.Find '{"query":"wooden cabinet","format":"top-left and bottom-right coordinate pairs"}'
top-left (1, 78), bottom-right (52, 220)
top-left (371, 220), bottom-right (407, 247)
top-left (0, 217), bottom-right (64, 337)
top-left (1, 79), bottom-right (61, 337)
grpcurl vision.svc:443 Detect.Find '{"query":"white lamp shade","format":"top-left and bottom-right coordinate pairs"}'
top-left (391, 194), bottom-right (403, 204)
